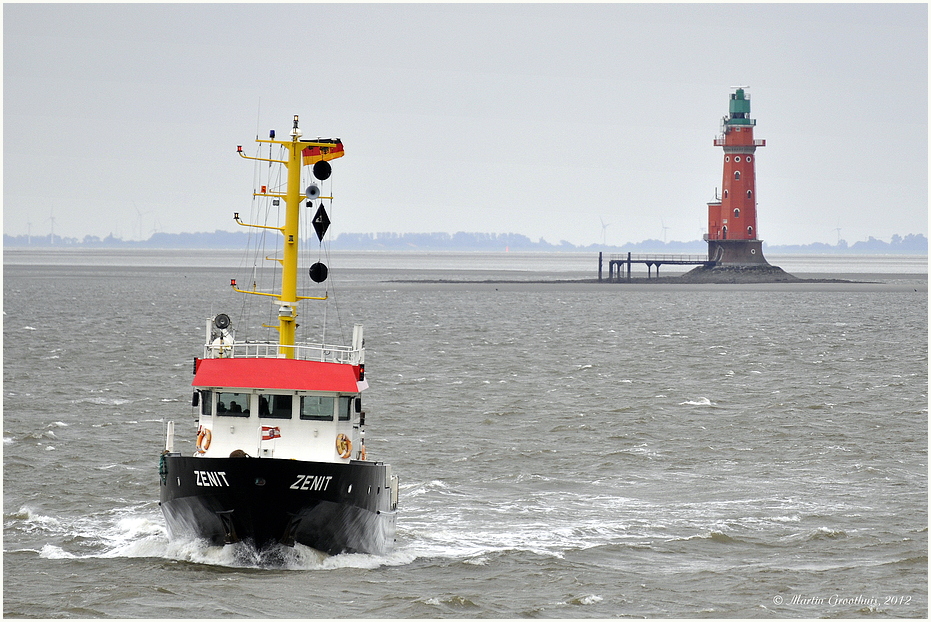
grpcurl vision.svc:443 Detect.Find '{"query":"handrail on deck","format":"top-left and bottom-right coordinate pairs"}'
top-left (607, 253), bottom-right (710, 263)
top-left (204, 340), bottom-right (362, 365)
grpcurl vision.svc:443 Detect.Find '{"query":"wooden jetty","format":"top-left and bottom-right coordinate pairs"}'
top-left (598, 252), bottom-right (715, 281)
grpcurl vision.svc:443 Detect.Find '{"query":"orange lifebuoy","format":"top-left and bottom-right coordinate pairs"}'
top-left (196, 428), bottom-right (212, 454)
top-left (336, 433), bottom-right (352, 459)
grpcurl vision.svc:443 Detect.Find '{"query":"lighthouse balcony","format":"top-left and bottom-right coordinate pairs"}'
top-left (714, 138), bottom-right (766, 148)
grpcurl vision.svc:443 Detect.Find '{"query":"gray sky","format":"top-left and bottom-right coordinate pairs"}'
top-left (4, 3), bottom-right (927, 246)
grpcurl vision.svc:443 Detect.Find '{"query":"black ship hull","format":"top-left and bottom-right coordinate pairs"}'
top-left (158, 454), bottom-right (396, 556)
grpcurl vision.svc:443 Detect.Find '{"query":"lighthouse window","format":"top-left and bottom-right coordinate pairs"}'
top-left (734, 171), bottom-right (741, 180)
top-left (746, 190), bottom-right (752, 198)
top-left (723, 190), bottom-right (728, 198)
top-left (747, 226), bottom-right (754, 236)
top-left (746, 156), bottom-right (752, 162)
top-left (733, 208), bottom-right (740, 218)
top-left (259, 394), bottom-right (293, 419)
top-left (216, 392), bottom-right (250, 417)
top-left (734, 156), bottom-right (741, 162)
top-left (300, 395), bottom-right (334, 421)
top-left (725, 156), bottom-right (730, 162)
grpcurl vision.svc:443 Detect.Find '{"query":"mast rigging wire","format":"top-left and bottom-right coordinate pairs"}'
top-left (227, 139), bottom-right (350, 354)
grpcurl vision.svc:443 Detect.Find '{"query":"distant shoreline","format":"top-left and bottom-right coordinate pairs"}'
top-left (3, 231), bottom-right (928, 255)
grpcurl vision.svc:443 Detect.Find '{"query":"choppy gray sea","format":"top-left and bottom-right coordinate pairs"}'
top-left (4, 250), bottom-right (927, 618)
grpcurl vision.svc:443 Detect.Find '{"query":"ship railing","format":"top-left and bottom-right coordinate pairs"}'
top-left (203, 340), bottom-right (363, 365)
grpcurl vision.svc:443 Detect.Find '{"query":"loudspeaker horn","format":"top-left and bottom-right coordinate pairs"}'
top-left (305, 184), bottom-right (320, 200)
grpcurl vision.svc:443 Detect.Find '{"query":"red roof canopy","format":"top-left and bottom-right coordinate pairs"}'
top-left (192, 358), bottom-right (362, 393)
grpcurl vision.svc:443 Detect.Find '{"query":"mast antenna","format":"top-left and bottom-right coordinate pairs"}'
top-left (255, 97), bottom-right (262, 140)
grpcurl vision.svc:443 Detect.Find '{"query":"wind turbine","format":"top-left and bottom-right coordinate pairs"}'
top-left (661, 219), bottom-right (670, 244)
top-left (600, 217), bottom-right (610, 246)
top-left (133, 201), bottom-right (152, 241)
top-left (47, 209), bottom-right (56, 245)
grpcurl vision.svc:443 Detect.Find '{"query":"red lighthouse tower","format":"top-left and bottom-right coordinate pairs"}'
top-left (706, 87), bottom-right (770, 265)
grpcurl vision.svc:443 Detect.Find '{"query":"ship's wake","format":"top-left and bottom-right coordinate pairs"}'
top-left (9, 504), bottom-right (414, 571)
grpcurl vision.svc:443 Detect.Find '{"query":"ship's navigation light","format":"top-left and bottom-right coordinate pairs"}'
top-left (237, 145), bottom-right (243, 153)
top-left (269, 129), bottom-right (275, 139)
top-left (290, 115), bottom-right (301, 139)
top-left (230, 279), bottom-right (237, 287)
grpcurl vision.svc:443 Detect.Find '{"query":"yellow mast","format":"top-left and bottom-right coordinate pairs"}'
top-left (233, 115), bottom-right (343, 359)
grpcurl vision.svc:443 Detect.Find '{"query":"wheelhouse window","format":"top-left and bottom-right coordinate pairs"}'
top-left (259, 394), bottom-right (293, 419)
top-left (199, 390), bottom-right (212, 415)
top-left (216, 392), bottom-right (250, 417)
top-left (338, 396), bottom-right (353, 421)
top-left (300, 395), bottom-right (334, 421)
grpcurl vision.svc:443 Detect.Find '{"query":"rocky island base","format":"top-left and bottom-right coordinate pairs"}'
top-left (673, 264), bottom-right (831, 284)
